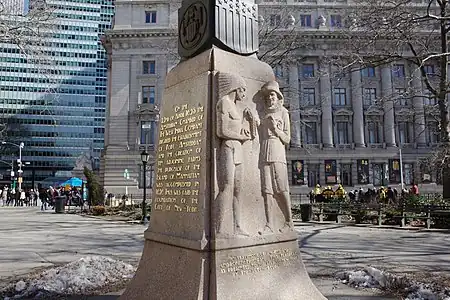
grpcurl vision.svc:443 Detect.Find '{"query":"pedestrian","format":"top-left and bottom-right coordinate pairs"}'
top-left (40, 188), bottom-right (48, 211)
top-left (19, 189), bottom-right (26, 206)
top-left (1, 186), bottom-right (8, 207)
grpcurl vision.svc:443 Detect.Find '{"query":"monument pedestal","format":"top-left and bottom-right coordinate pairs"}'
top-left (120, 48), bottom-right (326, 300)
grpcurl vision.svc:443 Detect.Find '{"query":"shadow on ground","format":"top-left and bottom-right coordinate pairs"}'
top-left (297, 223), bottom-right (450, 278)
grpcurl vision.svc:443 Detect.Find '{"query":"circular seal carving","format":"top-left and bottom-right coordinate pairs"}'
top-left (179, 2), bottom-right (207, 50)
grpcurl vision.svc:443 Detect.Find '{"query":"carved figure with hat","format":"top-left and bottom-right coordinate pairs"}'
top-left (259, 80), bottom-right (293, 234)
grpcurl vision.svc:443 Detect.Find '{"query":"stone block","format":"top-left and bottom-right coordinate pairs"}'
top-left (120, 47), bottom-right (326, 300)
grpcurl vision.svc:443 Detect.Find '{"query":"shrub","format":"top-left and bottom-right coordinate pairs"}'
top-left (83, 167), bottom-right (105, 206)
top-left (92, 205), bottom-right (106, 216)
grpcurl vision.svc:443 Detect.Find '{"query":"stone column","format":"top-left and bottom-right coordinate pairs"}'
top-left (412, 68), bottom-right (426, 147)
top-left (319, 61), bottom-right (333, 147)
top-left (381, 65), bottom-right (396, 147)
top-left (351, 70), bottom-right (365, 147)
top-left (289, 64), bottom-right (302, 147)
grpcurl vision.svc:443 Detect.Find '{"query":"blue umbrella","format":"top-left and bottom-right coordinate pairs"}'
top-left (61, 177), bottom-right (83, 187)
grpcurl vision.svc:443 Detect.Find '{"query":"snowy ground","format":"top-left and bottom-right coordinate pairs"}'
top-left (1, 256), bottom-right (135, 299)
top-left (0, 208), bottom-right (449, 299)
top-left (338, 267), bottom-right (450, 300)
top-left (1, 257), bottom-right (448, 300)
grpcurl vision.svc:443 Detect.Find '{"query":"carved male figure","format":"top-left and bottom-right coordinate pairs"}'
top-left (260, 81), bottom-right (293, 234)
top-left (215, 72), bottom-right (255, 237)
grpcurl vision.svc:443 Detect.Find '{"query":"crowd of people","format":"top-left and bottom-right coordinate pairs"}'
top-left (0, 185), bottom-right (83, 210)
top-left (310, 183), bottom-right (421, 204)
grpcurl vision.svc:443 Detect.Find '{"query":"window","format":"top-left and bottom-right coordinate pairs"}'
top-left (304, 122), bottom-right (317, 144)
top-left (420, 163), bottom-right (433, 183)
top-left (423, 91), bottom-right (436, 105)
top-left (300, 14), bottom-right (312, 27)
top-left (361, 67), bottom-right (375, 77)
top-left (140, 121), bottom-right (155, 144)
top-left (142, 86), bottom-right (155, 104)
top-left (341, 164), bottom-right (352, 186)
top-left (336, 122), bottom-right (349, 144)
top-left (308, 164), bottom-right (320, 187)
top-left (270, 14), bottom-right (281, 26)
top-left (302, 64), bottom-right (314, 78)
top-left (367, 121), bottom-right (380, 143)
top-left (392, 64), bottom-right (405, 77)
top-left (143, 60), bottom-right (156, 74)
top-left (372, 163), bottom-right (384, 186)
top-left (145, 11), bottom-right (157, 24)
top-left (363, 88), bottom-right (377, 106)
top-left (333, 88), bottom-right (347, 105)
top-left (424, 64), bottom-right (435, 75)
top-left (395, 88), bottom-right (408, 106)
top-left (403, 163), bottom-right (413, 185)
top-left (330, 15), bottom-right (342, 27)
top-left (273, 65), bottom-right (283, 78)
top-left (398, 121), bottom-right (410, 144)
top-left (302, 88), bottom-right (315, 105)
top-left (426, 121), bottom-right (439, 144)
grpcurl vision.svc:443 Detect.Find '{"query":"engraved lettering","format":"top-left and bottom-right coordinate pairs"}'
top-left (152, 103), bottom-right (205, 214)
top-left (219, 249), bottom-right (299, 276)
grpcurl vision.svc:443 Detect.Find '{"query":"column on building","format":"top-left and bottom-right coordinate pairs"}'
top-left (411, 67), bottom-right (426, 147)
top-left (351, 69), bottom-right (365, 147)
top-left (319, 60), bottom-right (333, 147)
top-left (289, 63), bottom-right (302, 147)
top-left (381, 65), bottom-right (396, 147)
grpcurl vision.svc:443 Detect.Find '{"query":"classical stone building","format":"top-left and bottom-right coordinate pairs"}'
top-left (101, 0), bottom-right (443, 196)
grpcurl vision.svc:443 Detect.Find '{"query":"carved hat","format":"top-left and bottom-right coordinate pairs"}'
top-left (261, 81), bottom-right (283, 101)
top-left (217, 72), bottom-right (246, 99)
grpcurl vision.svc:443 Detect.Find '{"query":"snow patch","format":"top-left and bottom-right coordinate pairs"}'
top-left (2, 256), bottom-right (136, 299)
top-left (337, 267), bottom-right (450, 300)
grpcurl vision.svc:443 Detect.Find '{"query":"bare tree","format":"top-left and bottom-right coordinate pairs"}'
top-left (0, 0), bottom-right (59, 142)
top-left (326, 0), bottom-right (450, 197)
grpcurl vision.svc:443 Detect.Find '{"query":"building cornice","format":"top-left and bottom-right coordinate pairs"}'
top-left (106, 28), bottom-right (177, 39)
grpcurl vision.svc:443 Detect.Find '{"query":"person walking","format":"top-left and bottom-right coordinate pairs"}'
top-left (19, 189), bottom-right (26, 206)
top-left (40, 188), bottom-right (48, 211)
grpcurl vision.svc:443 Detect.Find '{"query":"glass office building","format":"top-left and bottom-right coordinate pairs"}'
top-left (0, 0), bottom-right (114, 186)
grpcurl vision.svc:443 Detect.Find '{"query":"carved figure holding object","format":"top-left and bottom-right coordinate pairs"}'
top-left (259, 80), bottom-right (293, 235)
top-left (215, 72), bottom-right (255, 238)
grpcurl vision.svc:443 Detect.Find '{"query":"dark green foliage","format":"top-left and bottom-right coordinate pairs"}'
top-left (83, 167), bottom-right (104, 206)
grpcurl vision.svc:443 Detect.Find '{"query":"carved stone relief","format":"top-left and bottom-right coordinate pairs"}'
top-left (214, 73), bottom-right (294, 238)
top-left (259, 81), bottom-right (293, 234)
top-left (215, 72), bottom-right (257, 238)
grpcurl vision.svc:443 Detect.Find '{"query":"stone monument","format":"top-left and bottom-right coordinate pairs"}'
top-left (120, 0), bottom-right (327, 298)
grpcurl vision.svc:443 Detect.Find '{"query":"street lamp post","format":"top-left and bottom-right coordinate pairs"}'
top-left (399, 147), bottom-right (404, 191)
top-left (1, 141), bottom-right (24, 190)
top-left (140, 150), bottom-right (150, 225)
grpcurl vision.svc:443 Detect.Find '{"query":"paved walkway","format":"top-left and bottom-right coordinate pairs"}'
top-left (2, 208), bottom-right (449, 299)
top-left (296, 222), bottom-right (450, 277)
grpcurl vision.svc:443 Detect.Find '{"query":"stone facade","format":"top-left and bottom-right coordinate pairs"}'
top-left (102, 0), bottom-right (444, 196)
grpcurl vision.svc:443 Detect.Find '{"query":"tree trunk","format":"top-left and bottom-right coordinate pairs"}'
top-left (443, 161), bottom-right (450, 199)
top-left (438, 2), bottom-right (450, 199)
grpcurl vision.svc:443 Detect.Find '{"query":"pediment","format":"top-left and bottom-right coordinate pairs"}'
top-left (333, 108), bottom-right (353, 116)
top-left (364, 107), bottom-right (383, 116)
top-left (301, 108), bottom-right (322, 116)
top-left (424, 105), bottom-right (440, 115)
top-left (396, 108), bottom-right (413, 116)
